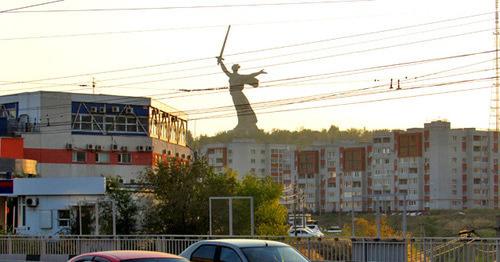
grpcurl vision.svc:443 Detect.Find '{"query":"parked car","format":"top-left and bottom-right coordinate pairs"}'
top-left (288, 227), bottom-right (323, 237)
top-left (180, 239), bottom-right (310, 262)
top-left (305, 224), bottom-right (325, 237)
top-left (68, 250), bottom-right (189, 262)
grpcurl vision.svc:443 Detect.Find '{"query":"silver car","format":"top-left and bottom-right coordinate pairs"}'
top-left (180, 239), bottom-right (310, 262)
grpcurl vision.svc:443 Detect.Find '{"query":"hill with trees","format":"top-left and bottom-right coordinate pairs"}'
top-left (191, 125), bottom-right (374, 148)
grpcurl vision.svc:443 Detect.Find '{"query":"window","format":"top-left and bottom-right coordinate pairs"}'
top-left (260, 159), bottom-right (265, 164)
top-left (251, 159), bottom-right (256, 164)
top-left (72, 151), bottom-right (86, 163)
top-left (73, 257), bottom-right (94, 262)
top-left (118, 153), bottom-right (131, 164)
top-left (93, 258), bottom-right (111, 262)
top-left (95, 152), bottom-right (109, 163)
top-left (191, 245), bottom-right (216, 262)
top-left (220, 247), bottom-right (242, 262)
top-left (251, 149), bottom-right (256, 154)
top-left (261, 150), bottom-right (266, 154)
top-left (57, 210), bottom-right (70, 227)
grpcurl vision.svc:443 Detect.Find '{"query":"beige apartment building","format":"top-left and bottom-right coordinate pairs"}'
top-left (202, 121), bottom-right (500, 213)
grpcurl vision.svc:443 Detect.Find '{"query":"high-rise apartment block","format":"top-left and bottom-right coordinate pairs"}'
top-left (202, 121), bottom-right (500, 212)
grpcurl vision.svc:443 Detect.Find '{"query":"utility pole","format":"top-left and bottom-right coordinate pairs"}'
top-left (494, 0), bottom-right (500, 131)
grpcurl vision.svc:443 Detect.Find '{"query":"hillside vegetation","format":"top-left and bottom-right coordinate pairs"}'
top-left (316, 209), bottom-right (500, 237)
top-left (193, 125), bottom-right (373, 148)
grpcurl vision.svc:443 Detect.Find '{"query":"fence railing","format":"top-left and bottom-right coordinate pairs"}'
top-left (0, 235), bottom-right (498, 262)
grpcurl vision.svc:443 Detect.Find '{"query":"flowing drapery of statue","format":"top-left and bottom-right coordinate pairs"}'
top-left (217, 56), bottom-right (266, 133)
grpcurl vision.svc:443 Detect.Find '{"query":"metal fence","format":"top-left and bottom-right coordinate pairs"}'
top-left (0, 235), bottom-right (499, 261)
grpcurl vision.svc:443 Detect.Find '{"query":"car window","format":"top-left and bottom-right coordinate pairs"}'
top-left (191, 245), bottom-right (217, 262)
top-left (73, 256), bottom-right (93, 262)
top-left (123, 259), bottom-right (189, 262)
top-left (93, 257), bottom-right (111, 262)
top-left (242, 246), bottom-right (309, 262)
top-left (219, 247), bottom-right (242, 262)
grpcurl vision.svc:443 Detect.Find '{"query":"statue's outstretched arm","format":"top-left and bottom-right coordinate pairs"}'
top-left (217, 57), bottom-right (231, 77)
top-left (250, 69), bottom-right (267, 77)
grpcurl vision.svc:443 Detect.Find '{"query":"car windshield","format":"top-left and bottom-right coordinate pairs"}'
top-left (241, 246), bottom-right (309, 262)
top-left (123, 258), bottom-right (189, 262)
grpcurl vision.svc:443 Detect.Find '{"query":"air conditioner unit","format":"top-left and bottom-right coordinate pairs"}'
top-left (26, 197), bottom-right (39, 208)
top-left (120, 146), bottom-right (128, 151)
top-left (99, 107), bottom-right (106, 114)
top-left (90, 107), bottom-right (98, 113)
top-left (95, 145), bottom-right (102, 151)
top-left (111, 144), bottom-right (118, 151)
top-left (136, 146), bottom-right (144, 152)
top-left (125, 107), bottom-right (134, 114)
top-left (145, 146), bottom-right (153, 152)
top-left (86, 144), bottom-right (93, 150)
top-left (65, 143), bottom-right (73, 150)
top-left (111, 106), bottom-right (120, 113)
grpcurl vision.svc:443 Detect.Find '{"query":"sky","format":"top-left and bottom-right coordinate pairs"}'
top-left (0, 0), bottom-right (495, 136)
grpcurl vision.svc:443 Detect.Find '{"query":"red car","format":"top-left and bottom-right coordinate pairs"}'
top-left (68, 250), bottom-right (189, 262)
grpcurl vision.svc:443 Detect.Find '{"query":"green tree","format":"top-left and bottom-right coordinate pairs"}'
top-left (237, 175), bottom-right (288, 236)
top-left (141, 158), bottom-right (237, 234)
top-left (100, 177), bottom-right (138, 235)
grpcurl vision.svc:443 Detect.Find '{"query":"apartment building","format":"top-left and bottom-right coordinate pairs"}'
top-left (202, 139), bottom-right (296, 183)
top-left (0, 91), bottom-right (191, 183)
top-left (203, 121), bottom-right (500, 212)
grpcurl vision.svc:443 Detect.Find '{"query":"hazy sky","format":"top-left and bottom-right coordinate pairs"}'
top-left (0, 0), bottom-right (495, 136)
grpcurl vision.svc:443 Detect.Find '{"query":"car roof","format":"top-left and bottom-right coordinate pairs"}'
top-left (76, 250), bottom-right (182, 260)
top-left (197, 239), bottom-right (290, 248)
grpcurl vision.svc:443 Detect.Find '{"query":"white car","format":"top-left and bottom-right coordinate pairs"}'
top-left (288, 227), bottom-right (323, 237)
top-left (180, 239), bottom-right (310, 262)
top-left (305, 224), bottom-right (325, 237)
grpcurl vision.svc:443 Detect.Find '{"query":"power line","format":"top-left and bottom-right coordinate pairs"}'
top-left (79, 28), bottom-right (491, 91)
top-left (0, 0), bottom-right (63, 13)
top-left (93, 18), bottom-right (490, 85)
top-left (13, 82), bottom-right (493, 136)
top-left (0, 12), bottom-right (491, 88)
top-left (0, 49), bottom-right (493, 114)
top-left (5, 0), bottom-right (372, 13)
top-left (5, 74), bottom-right (493, 135)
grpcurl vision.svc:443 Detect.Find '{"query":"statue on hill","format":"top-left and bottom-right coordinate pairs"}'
top-left (217, 56), bottom-right (266, 134)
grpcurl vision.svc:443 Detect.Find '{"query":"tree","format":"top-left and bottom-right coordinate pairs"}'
top-left (140, 158), bottom-right (288, 236)
top-left (237, 175), bottom-right (288, 236)
top-left (342, 217), bottom-right (398, 237)
top-left (141, 158), bottom-right (237, 234)
top-left (99, 177), bottom-right (139, 235)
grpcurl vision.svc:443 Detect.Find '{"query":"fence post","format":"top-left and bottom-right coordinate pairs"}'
top-left (307, 238), bottom-right (311, 259)
top-left (7, 236), bottom-right (11, 255)
top-left (40, 236), bottom-right (46, 256)
top-left (496, 216), bottom-right (500, 262)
